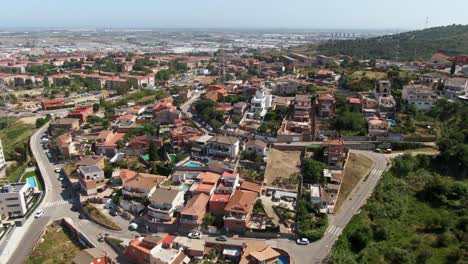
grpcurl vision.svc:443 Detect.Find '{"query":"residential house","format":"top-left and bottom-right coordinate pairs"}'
top-left (95, 130), bottom-right (125, 157)
top-left (242, 245), bottom-right (281, 264)
top-left (126, 235), bottom-right (164, 264)
top-left (154, 109), bottom-right (182, 125)
top-left (368, 117), bottom-right (390, 137)
top-left (68, 105), bottom-right (93, 123)
top-left (147, 188), bottom-right (185, 222)
top-left (127, 135), bottom-right (163, 155)
top-left (444, 77), bottom-right (468, 99)
top-left (244, 139), bottom-right (267, 156)
top-left (50, 118), bottom-right (80, 134)
top-left (239, 181), bottom-right (261, 195)
top-left (72, 248), bottom-right (113, 264)
top-left (153, 98), bottom-right (176, 115)
top-left (294, 94), bottom-right (311, 122)
top-left (179, 193), bottom-right (210, 230)
top-left (316, 94), bottom-right (336, 118)
top-left (122, 170), bottom-right (166, 199)
top-left (324, 138), bottom-right (345, 167)
top-left (204, 85), bottom-right (227, 101)
top-left (127, 105), bottom-right (146, 115)
top-left (209, 193), bottom-right (231, 216)
top-left (220, 171), bottom-right (240, 192)
top-left (150, 236), bottom-right (188, 264)
top-left (223, 190), bottom-right (257, 233)
top-left (233, 102), bottom-right (248, 116)
top-left (248, 89), bottom-right (272, 118)
top-left (169, 126), bottom-right (203, 151)
top-left (402, 83), bottom-right (437, 110)
top-left (0, 182), bottom-right (35, 218)
top-left (206, 136), bottom-right (240, 160)
top-left (115, 114), bottom-right (137, 132)
top-left (55, 132), bottom-right (76, 156)
top-left (76, 155), bottom-right (106, 169)
top-left (192, 172), bottom-right (221, 196)
top-left (78, 165), bottom-right (105, 195)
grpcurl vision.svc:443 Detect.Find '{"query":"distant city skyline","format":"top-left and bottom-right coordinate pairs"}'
top-left (0, 0), bottom-right (467, 30)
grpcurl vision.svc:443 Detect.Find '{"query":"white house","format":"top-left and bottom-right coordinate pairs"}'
top-left (147, 188), bottom-right (185, 222)
top-left (402, 84), bottom-right (437, 110)
top-left (248, 89), bottom-right (272, 118)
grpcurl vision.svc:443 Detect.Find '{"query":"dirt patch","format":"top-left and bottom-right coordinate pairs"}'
top-left (264, 149), bottom-right (301, 187)
top-left (18, 116), bottom-right (41, 125)
top-left (335, 153), bottom-right (373, 212)
top-left (191, 76), bottom-right (217, 85)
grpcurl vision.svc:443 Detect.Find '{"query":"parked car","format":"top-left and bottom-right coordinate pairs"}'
top-left (129, 223), bottom-right (138, 230)
top-left (215, 235), bottom-right (228, 242)
top-left (71, 205), bottom-right (78, 212)
top-left (384, 148), bottom-right (393, 154)
top-left (54, 168), bottom-right (61, 173)
top-left (188, 232), bottom-right (202, 239)
top-left (296, 238), bottom-right (309, 245)
top-left (78, 214), bottom-right (86, 219)
top-left (58, 177), bottom-right (64, 181)
top-left (110, 210), bottom-right (118, 216)
top-left (34, 209), bottom-right (44, 218)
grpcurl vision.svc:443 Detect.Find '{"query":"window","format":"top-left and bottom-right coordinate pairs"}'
top-left (5, 198), bottom-right (18, 201)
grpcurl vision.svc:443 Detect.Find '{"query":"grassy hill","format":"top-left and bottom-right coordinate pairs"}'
top-left (317, 24), bottom-right (468, 61)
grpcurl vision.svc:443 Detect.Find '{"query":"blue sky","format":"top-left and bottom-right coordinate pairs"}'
top-left (1, 0), bottom-right (467, 29)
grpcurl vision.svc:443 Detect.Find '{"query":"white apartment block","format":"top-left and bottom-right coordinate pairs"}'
top-left (0, 182), bottom-right (35, 218)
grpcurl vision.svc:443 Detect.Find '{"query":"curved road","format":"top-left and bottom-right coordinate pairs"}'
top-left (3, 124), bottom-right (137, 264)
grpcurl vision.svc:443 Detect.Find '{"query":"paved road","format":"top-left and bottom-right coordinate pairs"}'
top-left (2, 124), bottom-right (137, 264)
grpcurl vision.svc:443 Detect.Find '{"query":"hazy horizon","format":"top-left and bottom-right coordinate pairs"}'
top-left (1, 0), bottom-right (467, 30)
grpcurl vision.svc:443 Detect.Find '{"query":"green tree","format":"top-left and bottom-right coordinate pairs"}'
top-left (148, 141), bottom-right (158, 162)
top-left (92, 103), bottom-right (100, 113)
top-left (302, 158), bottom-right (327, 184)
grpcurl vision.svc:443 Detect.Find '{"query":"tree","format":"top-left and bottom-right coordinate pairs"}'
top-left (348, 226), bottom-right (371, 252)
top-left (302, 158), bottom-right (327, 184)
top-left (92, 103), bottom-right (100, 113)
top-left (450, 62), bottom-right (456, 75)
top-left (148, 141), bottom-right (158, 162)
top-left (203, 212), bottom-right (215, 226)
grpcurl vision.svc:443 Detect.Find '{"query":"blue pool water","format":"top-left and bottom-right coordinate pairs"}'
top-left (26, 177), bottom-right (38, 188)
top-left (387, 119), bottom-right (397, 126)
top-left (278, 256), bottom-right (289, 264)
top-left (184, 161), bottom-right (204, 167)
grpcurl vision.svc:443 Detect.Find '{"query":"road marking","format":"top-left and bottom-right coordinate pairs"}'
top-left (327, 225), bottom-right (343, 236)
top-left (42, 198), bottom-right (75, 208)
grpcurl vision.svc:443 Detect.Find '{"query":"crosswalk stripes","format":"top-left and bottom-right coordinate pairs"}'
top-left (327, 225), bottom-right (343, 237)
top-left (42, 198), bottom-right (75, 208)
top-left (74, 219), bottom-right (89, 227)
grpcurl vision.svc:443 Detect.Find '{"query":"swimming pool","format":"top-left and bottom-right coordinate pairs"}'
top-left (278, 256), bottom-right (290, 264)
top-left (387, 119), bottom-right (397, 126)
top-left (26, 177), bottom-right (38, 188)
top-left (184, 161), bottom-right (204, 167)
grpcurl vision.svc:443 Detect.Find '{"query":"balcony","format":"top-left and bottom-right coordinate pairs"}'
top-left (122, 189), bottom-right (148, 198)
top-left (224, 212), bottom-right (246, 221)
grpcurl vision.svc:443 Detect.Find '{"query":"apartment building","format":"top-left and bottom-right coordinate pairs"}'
top-left (78, 165), bottom-right (106, 195)
top-left (0, 182), bottom-right (35, 218)
top-left (294, 94), bottom-right (311, 122)
top-left (206, 136), bottom-right (240, 159)
top-left (402, 84), bottom-right (437, 110)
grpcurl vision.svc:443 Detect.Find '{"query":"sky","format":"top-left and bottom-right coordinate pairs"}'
top-left (1, 0), bottom-right (468, 30)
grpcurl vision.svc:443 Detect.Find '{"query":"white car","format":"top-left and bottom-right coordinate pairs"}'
top-left (35, 209), bottom-right (44, 218)
top-left (54, 168), bottom-right (61, 173)
top-left (296, 238), bottom-right (309, 245)
top-left (188, 232), bottom-right (202, 239)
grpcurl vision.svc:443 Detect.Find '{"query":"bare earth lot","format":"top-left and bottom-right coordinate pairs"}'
top-left (264, 149), bottom-right (301, 186)
top-left (335, 153), bottom-right (373, 211)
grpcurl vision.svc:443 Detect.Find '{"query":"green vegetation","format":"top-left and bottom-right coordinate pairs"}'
top-left (25, 223), bottom-right (83, 264)
top-left (0, 117), bottom-right (35, 162)
top-left (194, 99), bottom-right (225, 128)
top-left (257, 105), bottom-right (289, 136)
top-left (318, 24), bottom-right (468, 60)
top-left (83, 202), bottom-right (122, 231)
top-left (238, 167), bottom-right (264, 183)
top-left (297, 192), bottom-right (328, 241)
top-left (334, 95), bottom-right (367, 136)
top-left (5, 163), bottom-right (28, 183)
top-left (328, 154), bottom-right (467, 264)
top-left (302, 158), bottom-right (327, 184)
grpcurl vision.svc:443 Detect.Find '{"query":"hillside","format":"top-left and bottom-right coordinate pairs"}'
top-left (317, 24), bottom-right (468, 61)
